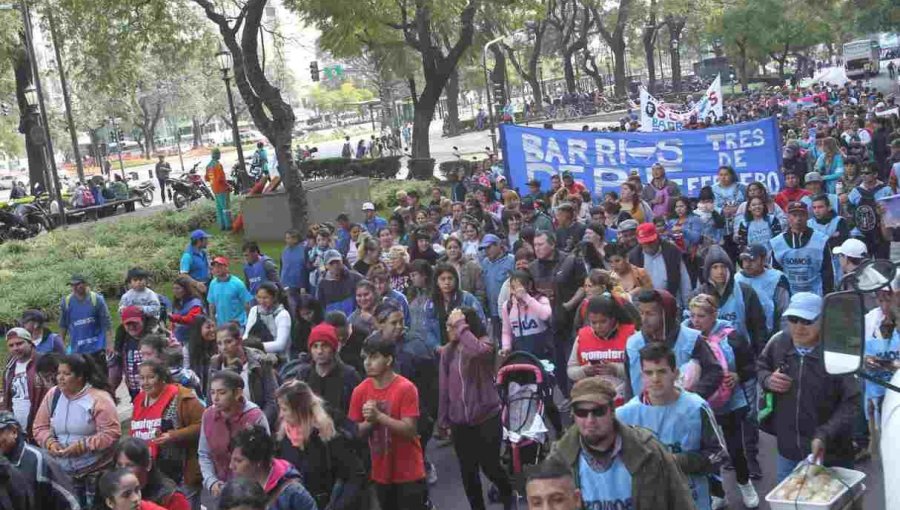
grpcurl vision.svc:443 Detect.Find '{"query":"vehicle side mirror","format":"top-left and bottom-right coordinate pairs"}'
top-left (821, 291), bottom-right (866, 375)
top-left (851, 259), bottom-right (897, 293)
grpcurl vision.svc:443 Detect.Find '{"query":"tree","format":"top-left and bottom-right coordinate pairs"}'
top-left (546, 0), bottom-right (594, 94)
top-left (193, 0), bottom-right (306, 228)
top-left (711, 0), bottom-right (770, 90)
top-left (285, 0), bottom-right (481, 160)
top-left (590, 0), bottom-right (632, 97)
top-left (641, 0), bottom-right (663, 93)
top-left (504, 3), bottom-right (550, 111)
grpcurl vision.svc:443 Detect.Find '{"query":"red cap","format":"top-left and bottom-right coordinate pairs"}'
top-left (636, 223), bottom-right (659, 244)
top-left (121, 306), bottom-right (144, 325)
top-left (308, 323), bottom-right (340, 352)
top-left (212, 256), bottom-right (230, 266)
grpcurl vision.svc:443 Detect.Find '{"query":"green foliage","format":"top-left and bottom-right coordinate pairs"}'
top-left (297, 156), bottom-right (402, 180)
top-left (307, 82), bottom-right (376, 113)
top-left (0, 201), bottom-right (236, 327)
top-left (369, 179), bottom-right (442, 212)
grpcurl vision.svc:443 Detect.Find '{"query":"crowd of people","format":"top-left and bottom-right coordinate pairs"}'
top-left (0, 74), bottom-right (898, 510)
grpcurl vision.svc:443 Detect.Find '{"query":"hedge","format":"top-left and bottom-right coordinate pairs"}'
top-left (297, 156), bottom-right (402, 180)
top-left (0, 201), bottom-right (233, 328)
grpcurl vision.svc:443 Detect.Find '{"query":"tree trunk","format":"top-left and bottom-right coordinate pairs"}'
top-left (563, 51), bottom-right (577, 93)
top-left (13, 42), bottom-right (48, 193)
top-left (445, 67), bottom-right (460, 136)
top-left (643, 0), bottom-right (658, 93)
top-left (612, 41), bottom-right (627, 97)
top-left (412, 80), bottom-right (442, 158)
top-left (579, 47), bottom-right (605, 93)
top-left (738, 42), bottom-right (749, 91)
top-left (665, 16), bottom-right (685, 92)
top-left (192, 116), bottom-right (202, 148)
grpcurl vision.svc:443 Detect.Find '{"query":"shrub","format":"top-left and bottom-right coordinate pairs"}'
top-left (0, 201), bottom-right (234, 328)
top-left (368, 179), bottom-right (447, 212)
top-left (297, 156), bottom-right (401, 180)
top-left (438, 159), bottom-right (479, 179)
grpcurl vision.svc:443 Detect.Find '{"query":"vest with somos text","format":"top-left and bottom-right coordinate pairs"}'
top-left (716, 284), bottom-right (747, 340)
top-left (807, 215), bottom-right (843, 282)
top-left (131, 384), bottom-right (180, 456)
top-left (616, 391), bottom-right (711, 510)
top-left (626, 327), bottom-right (700, 398)
top-left (244, 256), bottom-right (273, 295)
top-left (578, 451), bottom-right (634, 510)
top-left (770, 231), bottom-right (828, 295)
top-left (734, 269), bottom-right (783, 332)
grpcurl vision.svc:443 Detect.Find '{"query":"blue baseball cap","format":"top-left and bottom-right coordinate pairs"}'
top-left (479, 234), bottom-right (502, 249)
top-left (784, 292), bottom-right (822, 322)
top-left (190, 229), bottom-right (210, 241)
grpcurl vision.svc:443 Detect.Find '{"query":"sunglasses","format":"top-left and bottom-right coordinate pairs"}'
top-left (787, 316), bottom-right (816, 326)
top-left (572, 404), bottom-right (610, 419)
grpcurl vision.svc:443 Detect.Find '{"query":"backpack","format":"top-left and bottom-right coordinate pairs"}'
top-left (853, 184), bottom-right (885, 235)
top-left (700, 326), bottom-right (736, 410)
top-left (74, 186), bottom-right (94, 207)
top-left (64, 291), bottom-right (98, 311)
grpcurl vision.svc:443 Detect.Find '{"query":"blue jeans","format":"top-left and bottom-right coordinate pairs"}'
top-left (777, 455), bottom-right (800, 483)
top-left (214, 192), bottom-right (231, 230)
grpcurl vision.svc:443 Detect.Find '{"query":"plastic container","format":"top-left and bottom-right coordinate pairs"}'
top-left (766, 465), bottom-right (866, 510)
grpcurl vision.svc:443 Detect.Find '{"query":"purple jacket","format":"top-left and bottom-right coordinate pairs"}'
top-left (438, 321), bottom-right (501, 427)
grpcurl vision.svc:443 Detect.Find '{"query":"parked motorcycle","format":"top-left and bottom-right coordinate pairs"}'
top-left (0, 194), bottom-right (52, 241)
top-left (168, 169), bottom-right (213, 210)
top-left (126, 178), bottom-right (155, 207)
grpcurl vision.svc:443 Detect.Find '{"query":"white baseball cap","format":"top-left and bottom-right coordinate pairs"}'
top-left (361, 202), bottom-right (375, 211)
top-left (832, 238), bottom-right (868, 259)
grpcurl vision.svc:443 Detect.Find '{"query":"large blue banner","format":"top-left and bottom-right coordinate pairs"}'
top-left (500, 117), bottom-right (784, 197)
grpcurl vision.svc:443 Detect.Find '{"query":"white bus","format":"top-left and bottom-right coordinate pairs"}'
top-left (843, 38), bottom-right (881, 78)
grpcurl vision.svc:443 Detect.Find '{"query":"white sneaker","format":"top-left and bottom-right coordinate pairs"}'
top-left (711, 495), bottom-right (727, 509)
top-left (738, 482), bottom-right (759, 508)
top-left (426, 461), bottom-right (438, 485)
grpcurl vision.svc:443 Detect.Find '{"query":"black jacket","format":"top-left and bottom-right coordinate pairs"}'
top-left (5, 435), bottom-right (76, 510)
top-left (278, 430), bottom-right (366, 510)
top-left (280, 356), bottom-right (361, 430)
top-left (528, 250), bottom-right (586, 334)
top-left (0, 456), bottom-right (32, 510)
top-left (757, 331), bottom-right (860, 464)
top-left (627, 241), bottom-right (684, 298)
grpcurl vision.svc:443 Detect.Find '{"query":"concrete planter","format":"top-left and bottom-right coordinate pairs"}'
top-left (241, 177), bottom-right (370, 241)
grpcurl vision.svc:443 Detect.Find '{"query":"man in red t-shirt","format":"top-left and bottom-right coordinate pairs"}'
top-left (349, 337), bottom-right (427, 509)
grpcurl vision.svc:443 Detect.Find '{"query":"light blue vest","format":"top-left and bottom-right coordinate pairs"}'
top-left (244, 255), bottom-right (272, 295)
top-left (743, 217), bottom-right (778, 248)
top-left (627, 327), bottom-right (701, 397)
top-left (716, 284), bottom-right (748, 340)
top-left (770, 231), bottom-right (828, 295)
top-left (616, 391), bottom-right (711, 510)
top-left (864, 327), bottom-right (900, 401)
top-left (578, 451), bottom-right (634, 509)
top-left (807, 216), bottom-right (843, 282)
top-left (734, 269), bottom-right (784, 332)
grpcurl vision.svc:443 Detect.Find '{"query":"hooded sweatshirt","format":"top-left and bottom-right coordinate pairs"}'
top-left (696, 246), bottom-right (768, 355)
top-left (624, 290), bottom-right (723, 400)
top-left (438, 320), bottom-right (501, 428)
top-left (244, 304), bottom-right (292, 355)
top-left (263, 458), bottom-right (318, 510)
top-left (197, 400), bottom-right (269, 489)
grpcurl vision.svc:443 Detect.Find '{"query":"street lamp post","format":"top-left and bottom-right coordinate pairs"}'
top-left (482, 35), bottom-right (505, 156)
top-left (216, 47), bottom-right (246, 174)
top-left (8, 0), bottom-right (67, 226)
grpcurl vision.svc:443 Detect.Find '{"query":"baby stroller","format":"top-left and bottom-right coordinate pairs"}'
top-left (496, 351), bottom-right (556, 493)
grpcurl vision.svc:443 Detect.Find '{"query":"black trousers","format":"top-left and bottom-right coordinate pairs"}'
top-left (450, 413), bottom-right (513, 510)
top-left (374, 480), bottom-right (427, 510)
top-left (719, 410), bottom-right (750, 484)
top-left (158, 178), bottom-right (168, 202)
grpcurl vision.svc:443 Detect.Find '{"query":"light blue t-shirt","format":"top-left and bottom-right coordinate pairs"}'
top-left (207, 275), bottom-right (253, 327)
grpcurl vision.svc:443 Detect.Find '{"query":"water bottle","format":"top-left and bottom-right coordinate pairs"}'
top-left (836, 181), bottom-right (844, 195)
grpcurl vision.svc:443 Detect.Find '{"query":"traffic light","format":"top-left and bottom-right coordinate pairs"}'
top-left (109, 129), bottom-right (118, 143)
top-left (0, 103), bottom-right (9, 116)
top-left (310, 61), bottom-right (319, 82)
top-left (117, 129), bottom-right (125, 141)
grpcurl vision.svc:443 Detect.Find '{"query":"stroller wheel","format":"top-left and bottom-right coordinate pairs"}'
top-left (488, 484), bottom-right (501, 503)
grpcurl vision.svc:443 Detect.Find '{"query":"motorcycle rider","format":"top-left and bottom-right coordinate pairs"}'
top-left (155, 155), bottom-right (172, 203)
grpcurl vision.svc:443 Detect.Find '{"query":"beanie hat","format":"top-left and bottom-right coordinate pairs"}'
top-left (308, 323), bottom-right (340, 352)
